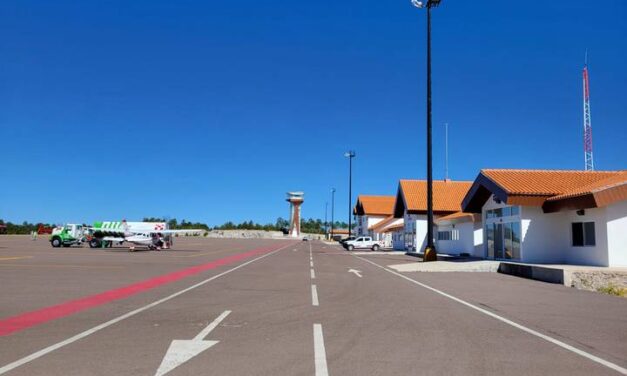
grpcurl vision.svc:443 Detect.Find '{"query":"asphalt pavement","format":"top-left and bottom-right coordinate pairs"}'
top-left (0, 236), bottom-right (625, 375)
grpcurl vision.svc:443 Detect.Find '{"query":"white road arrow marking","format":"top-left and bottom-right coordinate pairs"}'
top-left (155, 310), bottom-right (231, 376)
top-left (348, 268), bottom-right (362, 278)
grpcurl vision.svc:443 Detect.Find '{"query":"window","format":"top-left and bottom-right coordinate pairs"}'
top-left (572, 222), bottom-right (595, 246)
top-left (437, 230), bottom-right (459, 241)
top-left (486, 206), bottom-right (520, 219)
top-left (437, 231), bottom-right (451, 241)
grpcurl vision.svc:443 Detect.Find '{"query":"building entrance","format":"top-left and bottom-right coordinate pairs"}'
top-left (485, 207), bottom-right (521, 260)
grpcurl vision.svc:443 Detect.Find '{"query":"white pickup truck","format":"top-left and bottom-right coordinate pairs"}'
top-left (343, 236), bottom-right (383, 251)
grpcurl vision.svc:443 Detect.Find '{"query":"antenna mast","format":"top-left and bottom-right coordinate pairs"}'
top-left (583, 51), bottom-right (594, 171)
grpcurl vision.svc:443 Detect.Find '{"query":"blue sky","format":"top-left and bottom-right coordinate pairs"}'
top-left (1, 0), bottom-right (626, 225)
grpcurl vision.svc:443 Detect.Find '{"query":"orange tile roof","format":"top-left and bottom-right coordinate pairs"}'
top-left (462, 169), bottom-right (627, 213)
top-left (482, 169), bottom-right (620, 196)
top-left (368, 216), bottom-right (397, 231)
top-left (546, 171), bottom-right (627, 201)
top-left (384, 223), bottom-right (404, 232)
top-left (435, 211), bottom-right (478, 224)
top-left (355, 195), bottom-right (395, 216)
top-left (397, 180), bottom-right (473, 214)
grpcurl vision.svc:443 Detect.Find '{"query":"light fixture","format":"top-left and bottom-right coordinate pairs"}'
top-left (411, 0), bottom-right (441, 8)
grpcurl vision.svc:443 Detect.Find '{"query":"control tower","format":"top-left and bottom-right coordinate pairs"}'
top-left (286, 192), bottom-right (304, 237)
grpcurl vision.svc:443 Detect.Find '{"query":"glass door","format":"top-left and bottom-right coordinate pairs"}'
top-left (494, 223), bottom-right (504, 259)
top-left (486, 224), bottom-right (494, 258)
top-left (486, 221), bottom-right (521, 260)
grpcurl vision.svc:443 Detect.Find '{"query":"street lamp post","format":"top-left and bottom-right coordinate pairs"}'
top-left (412, 0), bottom-right (441, 262)
top-left (344, 151), bottom-right (356, 237)
top-left (325, 201), bottom-right (329, 237)
top-left (330, 188), bottom-right (336, 240)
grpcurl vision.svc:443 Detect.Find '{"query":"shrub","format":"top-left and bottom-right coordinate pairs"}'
top-left (597, 283), bottom-right (627, 297)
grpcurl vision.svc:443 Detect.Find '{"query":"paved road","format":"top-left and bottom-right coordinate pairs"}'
top-left (0, 236), bottom-right (626, 375)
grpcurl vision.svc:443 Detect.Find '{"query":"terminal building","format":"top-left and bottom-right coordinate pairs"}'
top-left (392, 179), bottom-right (473, 253)
top-left (353, 168), bottom-right (626, 267)
top-left (462, 169), bottom-right (627, 267)
top-left (353, 195), bottom-right (396, 239)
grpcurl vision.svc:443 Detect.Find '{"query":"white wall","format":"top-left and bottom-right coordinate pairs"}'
top-left (437, 222), bottom-right (483, 257)
top-left (519, 206), bottom-right (569, 264)
top-left (481, 195), bottom-right (626, 266)
top-left (415, 217), bottom-right (428, 252)
top-left (606, 200), bottom-right (627, 266)
top-left (473, 228), bottom-right (483, 256)
top-left (356, 215), bottom-right (386, 238)
top-left (367, 216), bottom-right (386, 240)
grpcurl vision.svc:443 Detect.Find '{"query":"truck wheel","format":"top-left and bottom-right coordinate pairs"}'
top-left (372, 244), bottom-right (380, 251)
top-left (51, 237), bottom-right (62, 248)
top-left (89, 239), bottom-right (101, 248)
top-left (347, 245), bottom-right (354, 251)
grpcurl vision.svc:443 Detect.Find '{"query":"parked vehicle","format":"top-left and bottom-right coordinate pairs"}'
top-left (37, 224), bottom-right (54, 235)
top-left (49, 224), bottom-right (86, 248)
top-left (339, 236), bottom-right (355, 245)
top-left (343, 236), bottom-right (383, 251)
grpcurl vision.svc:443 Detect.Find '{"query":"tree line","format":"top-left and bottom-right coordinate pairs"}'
top-left (0, 218), bottom-right (349, 235)
top-left (145, 217), bottom-right (348, 234)
top-left (0, 220), bottom-right (55, 235)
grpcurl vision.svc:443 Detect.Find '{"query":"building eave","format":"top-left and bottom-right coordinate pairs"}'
top-left (462, 172), bottom-right (509, 213)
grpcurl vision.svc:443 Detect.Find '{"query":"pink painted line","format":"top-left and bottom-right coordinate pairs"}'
top-left (0, 245), bottom-right (282, 337)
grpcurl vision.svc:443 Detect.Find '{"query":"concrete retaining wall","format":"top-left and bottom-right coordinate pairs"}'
top-left (200, 230), bottom-right (325, 240)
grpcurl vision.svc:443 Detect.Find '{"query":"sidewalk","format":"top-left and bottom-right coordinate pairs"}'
top-left (387, 257), bottom-right (627, 293)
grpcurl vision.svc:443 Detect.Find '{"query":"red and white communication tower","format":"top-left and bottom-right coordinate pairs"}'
top-left (582, 52), bottom-right (594, 171)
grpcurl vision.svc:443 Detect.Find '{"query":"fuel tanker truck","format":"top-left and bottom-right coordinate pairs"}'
top-left (50, 221), bottom-right (172, 249)
top-left (86, 220), bottom-right (172, 248)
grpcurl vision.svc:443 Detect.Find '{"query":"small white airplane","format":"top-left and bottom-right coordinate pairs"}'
top-left (88, 221), bottom-right (204, 251)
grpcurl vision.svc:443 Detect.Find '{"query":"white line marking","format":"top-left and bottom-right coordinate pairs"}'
top-left (354, 255), bottom-right (627, 375)
top-left (310, 260), bottom-right (314, 268)
top-left (311, 268), bottom-right (316, 279)
top-left (194, 310), bottom-right (231, 341)
top-left (348, 268), bottom-right (362, 278)
top-left (311, 285), bottom-right (319, 306)
top-left (155, 310), bottom-right (231, 376)
top-left (0, 243), bottom-right (294, 375)
top-left (313, 324), bottom-right (329, 376)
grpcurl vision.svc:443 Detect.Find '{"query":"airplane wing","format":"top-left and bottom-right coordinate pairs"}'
top-left (112, 229), bottom-right (204, 235)
top-left (152, 229), bottom-right (205, 234)
top-left (101, 236), bottom-right (126, 242)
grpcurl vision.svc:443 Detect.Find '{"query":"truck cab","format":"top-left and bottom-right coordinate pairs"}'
top-left (50, 224), bottom-right (85, 248)
top-left (343, 236), bottom-right (382, 251)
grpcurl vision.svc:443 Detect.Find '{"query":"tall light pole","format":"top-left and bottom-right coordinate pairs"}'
top-left (330, 188), bottom-right (336, 240)
top-left (344, 150), bottom-right (356, 236)
top-left (412, 0), bottom-right (441, 262)
top-left (324, 201), bottom-right (329, 237)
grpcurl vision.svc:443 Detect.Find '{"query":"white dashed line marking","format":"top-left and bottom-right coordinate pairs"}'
top-left (311, 285), bottom-right (319, 306)
top-left (313, 324), bottom-right (329, 376)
